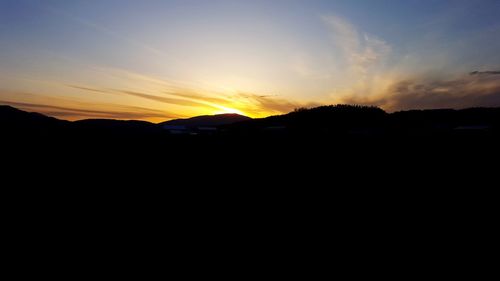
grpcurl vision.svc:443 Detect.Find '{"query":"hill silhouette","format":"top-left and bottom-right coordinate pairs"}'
top-left (160, 113), bottom-right (251, 128)
top-left (2, 104), bottom-right (500, 139)
top-left (0, 105), bottom-right (67, 127)
top-left (0, 105), bottom-right (69, 137)
top-left (73, 119), bottom-right (163, 136)
top-left (223, 105), bottom-right (500, 137)
top-left (2, 103), bottom-right (498, 206)
top-left (223, 105), bottom-right (388, 135)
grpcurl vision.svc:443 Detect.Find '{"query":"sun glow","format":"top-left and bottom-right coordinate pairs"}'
top-left (212, 105), bottom-right (244, 115)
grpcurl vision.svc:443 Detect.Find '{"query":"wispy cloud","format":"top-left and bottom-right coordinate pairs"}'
top-left (0, 100), bottom-right (178, 121)
top-left (318, 14), bottom-right (399, 103)
top-left (157, 90), bottom-right (305, 116)
top-left (338, 73), bottom-right (500, 111)
top-left (168, 92), bottom-right (234, 106)
top-left (470, 71), bottom-right (500, 76)
top-left (118, 90), bottom-right (214, 108)
top-left (233, 93), bottom-right (318, 116)
top-left (319, 14), bottom-right (500, 112)
top-left (67, 85), bottom-right (109, 93)
top-left (322, 15), bottom-right (391, 76)
top-left (44, 6), bottom-right (174, 61)
top-left (69, 83), bottom-right (235, 111)
top-left (65, 70), bottom-right (308, 117)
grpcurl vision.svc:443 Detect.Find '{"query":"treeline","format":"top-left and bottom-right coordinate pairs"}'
top-left (2, 104), bottom-right (500, 140)
top-left (222, 105), bottom-right (500, 137)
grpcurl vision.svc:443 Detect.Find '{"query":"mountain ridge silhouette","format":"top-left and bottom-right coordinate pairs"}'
top-left (2, 104), bottom-right (500, 137)
top-left (160, 113), bottom-right (251, 128)
top-left (2, 103), bottom-right (498, 195)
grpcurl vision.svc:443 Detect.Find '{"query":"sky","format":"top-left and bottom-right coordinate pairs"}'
top-left (1, 0), bottom-right (500, 122)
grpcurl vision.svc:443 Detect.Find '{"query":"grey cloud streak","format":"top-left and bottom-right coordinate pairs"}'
top-left (470, 71), bottom-right (500, 76)
top-left (340, 73), bottom-right (500, 111)
top-left (0, 100), bottom-right (177, 120)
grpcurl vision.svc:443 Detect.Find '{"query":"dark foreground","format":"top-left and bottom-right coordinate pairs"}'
top-left (2, 105), bottom-right (497, 268)
top-left (2, 104), bottom-right (499, 183)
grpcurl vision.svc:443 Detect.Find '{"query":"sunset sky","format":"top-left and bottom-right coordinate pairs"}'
top-left (1, 0), bottom-right (500, 122)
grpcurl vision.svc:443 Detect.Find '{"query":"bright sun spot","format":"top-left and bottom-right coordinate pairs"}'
top-left (212, 105), bottom-right (244, 115)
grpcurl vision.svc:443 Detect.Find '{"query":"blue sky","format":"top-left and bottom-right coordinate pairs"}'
top-left (1, 0), bottom-right (500, 121)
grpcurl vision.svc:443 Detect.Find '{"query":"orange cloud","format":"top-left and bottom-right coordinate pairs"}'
top-left (66, 83), bottom-right (309, 118)
top-left (337, 73), bottom-right (500, 111)
top-left (0, 100), bottom-right (178, 122)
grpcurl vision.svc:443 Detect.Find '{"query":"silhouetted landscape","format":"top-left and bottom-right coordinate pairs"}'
top-left (3, 104), bottom-right (500, 139)
top-left (2, 103), bottom-right (499, 164)
top-left (3, 102), bottom-right (499, 194)
top-left (3, 1), bottom-right (500, 257)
